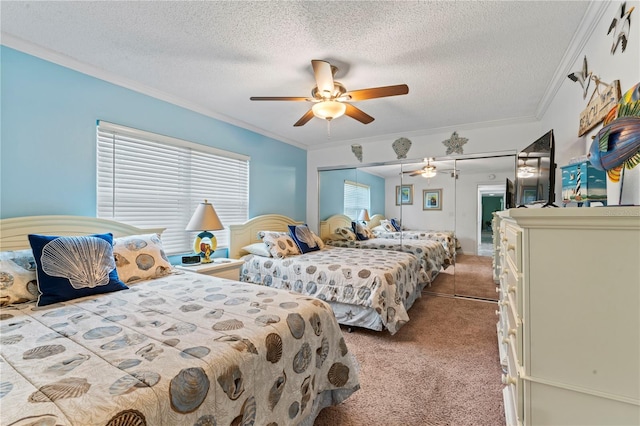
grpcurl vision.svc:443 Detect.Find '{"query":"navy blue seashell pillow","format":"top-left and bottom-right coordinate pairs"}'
top-left (28, 233), bottom-right (128, 306)
top-left (288, 224), bottom-right (322, 254)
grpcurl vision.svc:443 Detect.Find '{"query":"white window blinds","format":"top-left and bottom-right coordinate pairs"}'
top-left (343, 180), bottom-right (370, 220)
top-left (97, 121), bottom-right (249, 255)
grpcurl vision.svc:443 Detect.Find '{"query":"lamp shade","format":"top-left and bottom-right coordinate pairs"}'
top-left (186, 200), bottom-right (223, 231)
top-left (312, 101), bottom-right (347, 120)
top-left (358, 209), bottom-right (370, 222)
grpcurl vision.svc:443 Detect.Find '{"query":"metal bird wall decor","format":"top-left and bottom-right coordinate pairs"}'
top-left (567, 56), bottom-right (592, 99)
top-left (608, 2), bottom-right (635, 54)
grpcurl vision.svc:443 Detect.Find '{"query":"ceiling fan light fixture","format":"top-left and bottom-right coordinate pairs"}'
top-left (422, 168), bottom-right (437, 178)
top-left (312, 100), bottom-right (346, 121)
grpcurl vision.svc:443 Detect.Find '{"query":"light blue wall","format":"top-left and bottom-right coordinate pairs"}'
top-left (0, 46), bottom-right (306, 220)
top-left (318, 169), bottom-right (385, 221)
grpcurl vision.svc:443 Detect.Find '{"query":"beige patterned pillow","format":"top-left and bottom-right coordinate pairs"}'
top-left (335, 227), bottom-right (357, 241)
top-left (0, 249), bottom-right (38, 305)
top-left (258, 231), bottom-right (300, 259)
top-left (380, 219), bottom-right (396, 232)
top-left (113, 233), bottom-right (173, 283)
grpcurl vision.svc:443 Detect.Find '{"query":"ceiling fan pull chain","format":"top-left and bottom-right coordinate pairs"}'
top-left (327, 120), bottom-right (331, 138)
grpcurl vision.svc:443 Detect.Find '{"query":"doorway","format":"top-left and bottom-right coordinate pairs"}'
top-left (477, 185), bottom-right (504, 257)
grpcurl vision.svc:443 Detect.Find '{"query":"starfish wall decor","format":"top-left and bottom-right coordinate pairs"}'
top-left (442, 131), bottom-right (468, 155)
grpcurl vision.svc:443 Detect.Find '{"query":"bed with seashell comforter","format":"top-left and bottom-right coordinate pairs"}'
top-left (320, 214), bottom-right (458, 268)
top-left (229, 215), bottom-right (427, 335)
top-left (0, 216), bottom-right (360, 426)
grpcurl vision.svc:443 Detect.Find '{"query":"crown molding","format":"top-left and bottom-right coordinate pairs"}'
top-left (1, 34), bottom-right (307, 150)
top-left (307, 115), bottom-right (539, 151)
top-left (535, 1), bottom-right (610, 119)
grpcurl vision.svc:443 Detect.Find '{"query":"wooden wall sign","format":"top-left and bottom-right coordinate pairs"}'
top-left (578, 79), bottom-right (621, 136)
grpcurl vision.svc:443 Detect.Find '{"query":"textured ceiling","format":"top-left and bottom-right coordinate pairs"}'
top-left (1, 1), bottom-right (593, 149)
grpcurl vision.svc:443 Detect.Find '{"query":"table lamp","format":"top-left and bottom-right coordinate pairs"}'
top-left (185, 199), bottom-right (224, 263)
top-left (358, 209), bottom-right (370, 225)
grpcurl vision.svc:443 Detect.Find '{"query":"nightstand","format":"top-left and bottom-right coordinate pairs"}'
top-left (175, 258), bottom-right (244, 280)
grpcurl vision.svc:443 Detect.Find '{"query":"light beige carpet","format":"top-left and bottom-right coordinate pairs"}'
top-left (428, 254), bottom-right (498, 301)
top-left (315, 284), bottom-right (505, 425)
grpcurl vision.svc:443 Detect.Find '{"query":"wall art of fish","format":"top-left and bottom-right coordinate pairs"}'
top-left (588, 82), bottom-right (640, 181)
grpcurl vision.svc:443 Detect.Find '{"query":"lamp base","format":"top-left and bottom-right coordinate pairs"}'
top-left (193, 231), bottom-right (217, 264)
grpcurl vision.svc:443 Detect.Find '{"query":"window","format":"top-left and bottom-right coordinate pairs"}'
top-left (343, 180), bottom-right (370, 220)
top-left (97, 121), bottom-right (249, 255)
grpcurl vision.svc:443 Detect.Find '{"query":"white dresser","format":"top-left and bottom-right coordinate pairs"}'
top-left (494, 207), bottom-right (640, 425)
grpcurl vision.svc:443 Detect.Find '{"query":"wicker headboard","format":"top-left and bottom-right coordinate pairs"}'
top-left (228, 214), bottom-right (303, 259)
top-left (0, 215), bottom-right (165, 251)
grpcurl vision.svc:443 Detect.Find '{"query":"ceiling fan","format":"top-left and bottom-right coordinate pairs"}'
top-left (403, 158), bottom-right (456, 178)
top-left (250, 59), bottom-right (409, 127)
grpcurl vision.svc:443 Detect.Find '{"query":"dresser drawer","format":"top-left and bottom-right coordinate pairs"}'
top-left (502, 223), bottom-right (522, 272)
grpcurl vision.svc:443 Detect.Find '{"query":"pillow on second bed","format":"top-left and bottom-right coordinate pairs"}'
top-left (241, 242), bottom-right (272, 257)
top-left (258, 231), bottom-right (300, 259)
top-left (28, 233), bottom-right (128, 306)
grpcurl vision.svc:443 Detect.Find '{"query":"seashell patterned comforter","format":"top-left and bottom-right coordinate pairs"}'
top-left (369, 230), bottom-right (459, 263)
top-left (0, 272), bottom-right (360, 426)
top-left (240, 246), bottom-right (424, 334)
top-left (325, 238), bottom-right (451, 284)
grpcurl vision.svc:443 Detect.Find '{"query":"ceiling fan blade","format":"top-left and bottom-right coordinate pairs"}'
top-left (345, 84), bottom-right (409, 101)
top-left (250, 96), bottom-right (309, 101)
top-left (293, 109), bottom-right (315, 127)
top-left (344, 103), bottom-right (374, 124)
top-left (311, 60), bottom-right (335, 98)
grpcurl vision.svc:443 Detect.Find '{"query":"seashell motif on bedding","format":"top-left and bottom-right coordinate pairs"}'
top-left (0, 272), bottom-right (13, 289)
top-left (135, 254), bottom-right (155, 271)
top-left (255, 314), bottom-right (280, 326)
top-left (0, 313), bottom-right (14, 320)
top-left (212, 319), bottom-right (244, 331)
top-left (327, 362), bottom-right (350, 387)
top-left (194, 415), bottom-right (217, 426)
top-left (117, 359), bottom-right (142, 370)
top-left (83, 326), bottom-right (122, 340)
top-left (308, 313), bottom-right (322, 336)
top-left (125, 239), bottom-right (148, 251)
top-left (170, 367), bottom-right (210, 413)
top-left (293, 342), bottom-right (312, 373)
top-left (0, 334), bottom-right (23, 345)
top-left (300, 375), bottom-right (312, 413)
top-left (101, 333), bottom-right (148, 350)
top-left (339, 337), bottom-right (349, 356)
top-left (0, 381), bottom-right (13, 399)
top-left (136, 343), bottom-right (163, 361)
top-left (110, 371), bottom-right (160, 395)
top-left (180, 304), bottom-right (203, 312)
top-left (41, 236), bottom-right (116, 289)
top-left (289, 401), bottom-right (300, 419)
top-left (217, 364), bottom-right (244, 401)
top-left (268, 371), bottom-right (286, 410)
top-left (29, 377), bottom-right (91, 402)
top-left (214, 335), bottom-right (258, 354)
top-left (105, 409), bottom-right (147, 426)
top-left (23, 344), bottom-right (66, 360)
top-left (162, 338), bottom-right (180, 347)
top-left (286, 313), bottom-right (305, 339)
top-left (204, 293), bottom-right (227, 302)
top-left (204, 309), bottom-right (224, 319)
top-left (265, 333), bottom-right (283, 363)
top-left (181, 346), bottom-right (210, 359)
top-left (46, 354), bottom-right (91, 376)
top-left (232, 396), bottom-right (256, 426)
top-left (316, 337), bottom-right (329, 368)
top-left (162, 322), bottom-right (197, 336)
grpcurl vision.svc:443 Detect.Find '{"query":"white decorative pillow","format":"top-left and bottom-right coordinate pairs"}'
top-left (380, 219), bottom-right (396, 232)
top-left (113, 233), bottom-right (173, 283)
top-left (241, 242), bottom-right (272, 257)
top-left (335, 227), bottom-right (357, 241)
top-left (258, 231), bottom-right (300, 259)
top-left (0, 249), bottom-right (38, 305)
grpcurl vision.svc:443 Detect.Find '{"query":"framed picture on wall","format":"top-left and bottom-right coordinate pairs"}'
top-left (423, 189), bottom-right (442, 210)
top-left (396, 184), bottom-right (414, 205)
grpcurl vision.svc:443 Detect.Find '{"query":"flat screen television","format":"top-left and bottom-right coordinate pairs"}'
top-left (516, 129), bottom-right (557, 207)
top-left (505, 178), bottom-right (516, 209)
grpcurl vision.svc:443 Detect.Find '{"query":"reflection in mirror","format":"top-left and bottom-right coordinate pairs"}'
top-left (453, 154), bottom-right (516, 301)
